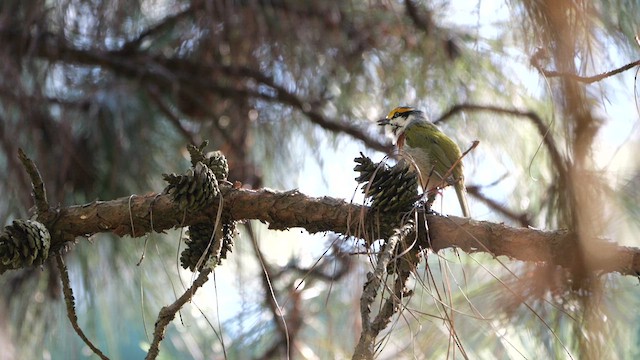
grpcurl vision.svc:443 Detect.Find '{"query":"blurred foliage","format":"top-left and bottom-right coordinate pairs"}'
top-left (1, 0), bottom-right (640, 358)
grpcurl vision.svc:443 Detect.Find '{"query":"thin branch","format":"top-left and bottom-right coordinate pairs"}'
top-left (369, 270), bottom-right (413, 350)
top-left (435, 103), bottom-right (566, 179)
top-left (353, 222), bottom-right (414, 360)
top-left (55, 254), bottom-right (109, 360)
top-left (466, 185), bottom-right (531, 227)
top-left (144, 86), bottom-right (197, 145)
top-left (145, 268), bottom-right (212, 360)
top-left (284, 243), bottom-right (352, 282)
top-left (17, 148), bottom-right (49, 213)
top-left (404, 0), bottom-right (433, 34)
top-left (18, 32), bottom-right (391, 154)
top-left (370, 253), bottom-right (418, 336)
top-left (246, 223), bottom-right (295, 359)
top-left (118, 6), bottom-right (193, 54)
top-left (236, 67), bottom-right (391, 153)
top-left (532, 57), bottom-right (640, 84)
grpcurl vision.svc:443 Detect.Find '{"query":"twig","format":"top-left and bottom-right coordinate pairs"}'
top-left (371, 256), bottom-right (419, 336)
top-left (55, 254), bottom-right (109, 360)
top-left (532, 58), bottom-right (640, 84)
top-left (145, 86), bottom-right (197, 145)
top-left (285, 242), bottom-right (352, 282)
top-left (435, 103), bottom-right (566, 179)
top-left (17, 148), bottom-right (49, 213)
top-left (247, 223), bottom-right (293, 359)
top-left (118, 7), bottom-right (193, 54)
top-left (353, 222), bottom-right (415, 360)
top-left (404, 0), bottom-right (433, 34)
top-left (466, 185), bottom-right (531, 227)
top-left (145, 268), bottom-right (212, 360)
top-left (370, 269), bottom-right (413, 340)
top-left (431, 140), bottom-right (480, 191)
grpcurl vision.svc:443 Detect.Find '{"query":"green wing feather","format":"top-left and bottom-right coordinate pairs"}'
top-left (404, 122), bottom-right (470, 217)
top-left (404, 122), bottom-right (463, 178)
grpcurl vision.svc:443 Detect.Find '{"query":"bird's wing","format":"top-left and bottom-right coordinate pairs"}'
top-left (405, 123), bottom-right (463, 181)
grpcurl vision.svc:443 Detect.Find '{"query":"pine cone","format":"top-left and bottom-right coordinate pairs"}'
top-left (354, 153), bottom-right (381, 183)
top-left (0, 219), bottom-right (51, 268)
top-left (163, 162), bottom-right (219, 212)
top-left (187, 141), bottom-right (210, 166)
top-left (180, 223), bottom-right (214, 271)
top-left (219, 221), bottom-right (236, 260)
top-left (180, 220), bottom-right (236, 272)
top-left (369, 164), bottom-right (420, 213)
top-left (354, 154), bottom-right (421, 240)
top-left (187, 142), bottom-right (228, 180)
top-left (354, 154), bottom-right (419, 214)
top-left (203, 151), bottom-right (229, 181)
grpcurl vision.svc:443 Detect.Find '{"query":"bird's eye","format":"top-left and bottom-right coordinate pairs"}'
top-left (392, 111), bottom-right (401, 119)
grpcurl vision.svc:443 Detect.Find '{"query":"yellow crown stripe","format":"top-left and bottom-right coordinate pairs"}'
top-left (386, 106), bottom-right (416, 119)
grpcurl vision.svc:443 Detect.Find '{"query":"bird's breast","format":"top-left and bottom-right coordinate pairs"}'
top-left (396, 131), bottom-right (443, 189)
top-left (402, 145), bottom-right (432, 173)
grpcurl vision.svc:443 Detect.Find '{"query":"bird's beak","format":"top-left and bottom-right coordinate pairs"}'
top-left (377, 118), bottom-right (390, 126)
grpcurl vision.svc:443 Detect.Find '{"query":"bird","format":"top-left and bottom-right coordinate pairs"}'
top-left (378, 106), bottom-right (470, 217)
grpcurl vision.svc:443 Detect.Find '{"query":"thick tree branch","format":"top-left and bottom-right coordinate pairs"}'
top-left (45, 187), bottom-right (355, 243)
top-left (1, 187), bottom-right (636, 277)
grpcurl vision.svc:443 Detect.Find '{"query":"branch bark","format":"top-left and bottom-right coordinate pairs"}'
top-left (5, 186), bottom-right (637, 277)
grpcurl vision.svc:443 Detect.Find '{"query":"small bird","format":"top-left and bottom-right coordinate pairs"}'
top-left (378, 106), bottom-right (470, 217)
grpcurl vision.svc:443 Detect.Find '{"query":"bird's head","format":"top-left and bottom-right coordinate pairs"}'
top-left (377, 106), bottom-right (425, 137)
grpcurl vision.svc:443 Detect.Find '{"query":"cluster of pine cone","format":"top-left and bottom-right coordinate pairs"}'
top-left (163, 162), bottom-right (220, 213)
top-left (179, 221), bottom-right (236, 272)
top-left (354, 154), bottom-right (419, 214)
top-left (354, 153), bottom-right (420, 239)
top-left (163, 141), bottom-right (235, 272)
top-left (163, 141), bottom-right (229, 214)
top-left (187, 142), bottom-right (229, 180)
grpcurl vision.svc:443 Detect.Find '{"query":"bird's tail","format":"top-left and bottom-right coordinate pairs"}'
top-left (455, 183), bottom-right (471, 217)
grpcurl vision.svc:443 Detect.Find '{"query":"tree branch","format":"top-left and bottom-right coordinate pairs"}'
top-left (531, 54), bottom-right (640, 84)
top-left (145, 268), bottom-right (212, 360)
top-left (1, 187), bottom-right (637, 277)
top-left (55, 254), bottom-right (109, 360)
top-left (232, 66), bottom-right (391, 153)
top-left (17, 148), bottom-right (49, 213)
top-left (353, 223), bottom-right (412, 360)
top-left (466, 185), bottom-right (531, 227)
top-left (436, 103), bottom-right (566, 179)
top-left (13, 31), bottom-right (391, 154)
